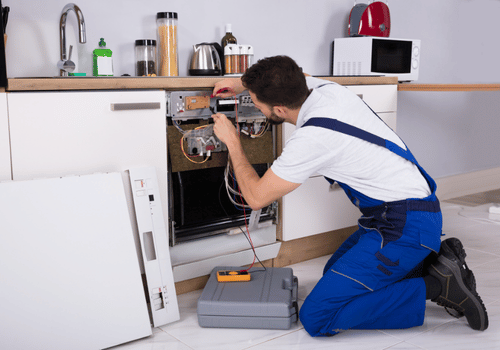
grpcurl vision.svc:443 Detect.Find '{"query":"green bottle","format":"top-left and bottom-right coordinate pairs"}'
top-left (93, 38), bottom-right (113, 76)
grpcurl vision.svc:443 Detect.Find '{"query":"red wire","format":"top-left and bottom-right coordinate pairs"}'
top-left (219, 88), bottom-right (256, 272)
top-left (239, 192), bottom-right (256, 272)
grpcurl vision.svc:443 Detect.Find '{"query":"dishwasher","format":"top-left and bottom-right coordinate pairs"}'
top-left (165, 90), bottom-right (278, 246)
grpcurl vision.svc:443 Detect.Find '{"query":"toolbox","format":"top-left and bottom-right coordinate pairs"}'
top-left (197, 266), bottom-right (299, 330)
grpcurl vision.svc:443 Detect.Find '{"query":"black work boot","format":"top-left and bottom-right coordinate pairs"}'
top-left (428, 237), bottom-right (488, 331)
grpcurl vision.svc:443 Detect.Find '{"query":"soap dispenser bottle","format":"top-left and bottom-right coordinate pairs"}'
top-left (93, 38), bottom-right (113, 76)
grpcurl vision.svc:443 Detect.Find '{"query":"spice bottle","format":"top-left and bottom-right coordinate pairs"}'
top-left (135, 39), bottom-right (156, 76)
top-left (156, 12), bottom-right (178, 76)
top-left (226, 44), bottom-right (240, 75)
top-left (224, 44), bottom-right (233, 75)
top-left (239, 45), bottom-right (248, 73)
top-left (93, 38), bottom-right (113, 77)
top-left (246, 45), bottom-right (254, 69)
top-left (221, 24), bottom-right (237, 48)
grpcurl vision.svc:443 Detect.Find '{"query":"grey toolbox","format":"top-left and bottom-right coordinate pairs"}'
top-left (197, 266), bottom-right (299, 330)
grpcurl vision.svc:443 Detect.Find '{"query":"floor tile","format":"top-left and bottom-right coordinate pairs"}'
top-left (405, 301), bottom-right (500, 350)
top-left (158, 291), bottom-right (303, 350)
top-left (243, 329), bottom-right (402, 350)
top-left (107, 328), bottom-right (193, 350)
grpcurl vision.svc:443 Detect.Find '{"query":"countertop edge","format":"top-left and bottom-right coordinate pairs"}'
top-left (398, 84), bottom-right (500, 92)
top-left (5, 76), bottom-right (398, 92)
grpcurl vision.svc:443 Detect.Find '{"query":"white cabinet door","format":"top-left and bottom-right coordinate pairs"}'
top-left (346, 85), bottom-right (398, 131)
top-left (281, 176), bottom-right (359, 241)
top-left (8, 90), bottom-right (167, 204)
top-left (0, 93), bottom-right (10, 181)
top-left (346, 85), bottom-right (397, 114)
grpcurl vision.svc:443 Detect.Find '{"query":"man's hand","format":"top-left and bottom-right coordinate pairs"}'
top-left (212, 115), bottom-right (301, 210)
top-left (212, 113), bottom-right (239, 148)
top-left (212, 78), bottom-right (246, 98)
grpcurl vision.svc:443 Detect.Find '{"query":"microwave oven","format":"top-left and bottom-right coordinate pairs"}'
top-left (332, 37), bottom-right (420, 82)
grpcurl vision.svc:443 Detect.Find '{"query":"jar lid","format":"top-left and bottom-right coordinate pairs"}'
top-left (225, 44), bottom-right (238, 54)
top-left (157, 12), bottom-right (178, 19)
top-left (239, 45), bottom-right (248, 54)
top-left (135, 39), bottom-right (156, 46)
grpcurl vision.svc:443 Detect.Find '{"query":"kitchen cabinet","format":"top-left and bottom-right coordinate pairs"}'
top-left (7, 89), bottom-right (167, 193)
top-left (280, 84), bottom-right (398, 241)
top-left (0, 93), bottom-right (10, 181)
top-left (7, 90), bottom-right (168, 257)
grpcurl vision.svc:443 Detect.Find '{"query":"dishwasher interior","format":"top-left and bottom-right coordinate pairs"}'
top-left (166, 90), bottom-right (277, 246)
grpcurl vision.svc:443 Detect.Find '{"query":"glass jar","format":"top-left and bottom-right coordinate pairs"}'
top-left (228, 44), bottom-right (240, 75)
top-left (156, 12), bottom-right (178, 76)
top-left (239, 45), bottom-right (248, 73)
top-left (224, 44), bottom-right (234, 75)
top-left (135, 39), bottom-right (156, 76)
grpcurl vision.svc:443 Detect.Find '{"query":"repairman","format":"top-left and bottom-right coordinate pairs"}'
top-left (211, 55), bottom-right (488, 336)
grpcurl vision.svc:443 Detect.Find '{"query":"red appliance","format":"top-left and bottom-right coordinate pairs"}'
top-left (348, 1), bottom-right (391, 37)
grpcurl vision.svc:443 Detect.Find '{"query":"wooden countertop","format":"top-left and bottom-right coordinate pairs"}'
top-left (6, 76), bottom-right (398, 92)
top-left (398, 84), bottom-right (500, 92)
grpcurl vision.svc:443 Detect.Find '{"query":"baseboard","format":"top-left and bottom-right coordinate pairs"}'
top-left (435, 167), bottom-right (500, 201)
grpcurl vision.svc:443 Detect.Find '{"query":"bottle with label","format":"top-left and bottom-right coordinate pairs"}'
top-left (222, 24), bottom-right (237, 75)
top-left (221, 24), bottom-right (237, 48)
top-left (93, 38), bottom-right (113, 76)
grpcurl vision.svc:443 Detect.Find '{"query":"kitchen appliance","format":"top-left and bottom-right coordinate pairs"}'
top-left (0, 173), bottom-right (153, 350)
top-left (189, 42), bottom-right (223, 76)
top-left (332, 37), bottom-right (420, 82)
top-left (348, 1), bottom-right (390, 37)
top-left (166, 90), bottom-right (276, 245)
top-left (128, 167), bottom-right (180, 327)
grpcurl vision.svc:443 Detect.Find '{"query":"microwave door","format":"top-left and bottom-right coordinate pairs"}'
top-left (372, 39), bottom-right (412, 74)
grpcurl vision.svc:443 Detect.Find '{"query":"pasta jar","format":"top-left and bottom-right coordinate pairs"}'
top-left (156, 12), bottom-right (178, 76)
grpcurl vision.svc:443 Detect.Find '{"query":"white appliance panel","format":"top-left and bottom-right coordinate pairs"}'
top-left (0, 173), bottom-right (152, 349)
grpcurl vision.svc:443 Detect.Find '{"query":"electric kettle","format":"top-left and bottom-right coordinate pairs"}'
top-left (189, 42), bottom-right (223, 76)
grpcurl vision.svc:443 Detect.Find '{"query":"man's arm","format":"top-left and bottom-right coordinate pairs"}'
top-left (212, 113), bottom-right (300, 210)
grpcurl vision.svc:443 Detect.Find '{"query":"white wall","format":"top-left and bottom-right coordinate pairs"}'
top-left (3, 0), bottom-right (500, 179)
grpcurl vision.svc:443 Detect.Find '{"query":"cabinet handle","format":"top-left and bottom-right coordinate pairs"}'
top-left (110, 102), bottom-right (161, 111)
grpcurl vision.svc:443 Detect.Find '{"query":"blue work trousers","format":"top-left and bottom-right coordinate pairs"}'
top-left (299, 199), bottom-right (442, 337)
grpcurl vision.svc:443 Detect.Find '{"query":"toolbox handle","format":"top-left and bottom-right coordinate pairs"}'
top-left (292, 276), bottom-right (298, 302)
top-left (283, 276), bottom-right (299, 301)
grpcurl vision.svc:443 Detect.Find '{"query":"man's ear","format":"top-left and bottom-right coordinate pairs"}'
top-left (273, 105), bottom-right (287, 117)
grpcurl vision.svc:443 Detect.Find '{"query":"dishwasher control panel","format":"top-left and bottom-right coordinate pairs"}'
top-left (166, 91), bottom-right (265, 123)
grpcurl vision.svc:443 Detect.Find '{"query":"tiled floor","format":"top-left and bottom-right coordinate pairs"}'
top-left (112, 201), bottom-right (500, 350)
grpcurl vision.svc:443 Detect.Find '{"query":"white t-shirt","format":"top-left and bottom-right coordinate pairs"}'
top-left (271, 77), bottom-right (431, 202)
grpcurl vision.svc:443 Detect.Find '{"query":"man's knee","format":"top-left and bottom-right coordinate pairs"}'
top-left (299, 297), bottom-right (341, 337)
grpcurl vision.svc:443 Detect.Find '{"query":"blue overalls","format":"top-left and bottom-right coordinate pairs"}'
top-left (298, 116), bottom-right (443, 337)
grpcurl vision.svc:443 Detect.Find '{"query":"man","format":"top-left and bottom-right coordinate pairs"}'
top-left (211, 56), bottom-right (488, 336)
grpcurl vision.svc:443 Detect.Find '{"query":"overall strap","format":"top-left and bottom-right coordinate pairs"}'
top-left (301, 117), bottom-right (418, 165)
top-left (301, 117), bottom-right (437, 196)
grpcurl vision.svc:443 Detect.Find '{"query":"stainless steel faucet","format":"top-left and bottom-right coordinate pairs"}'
top-left (58, 3), bottom-right (86, 76)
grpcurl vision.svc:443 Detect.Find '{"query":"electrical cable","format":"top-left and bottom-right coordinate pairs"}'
top-left (217, 178), bottom-right (267, 271)
top-left (217, 88), bottom-right (265, 271)
top-left (179, 125), bottom-right (211, 164)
